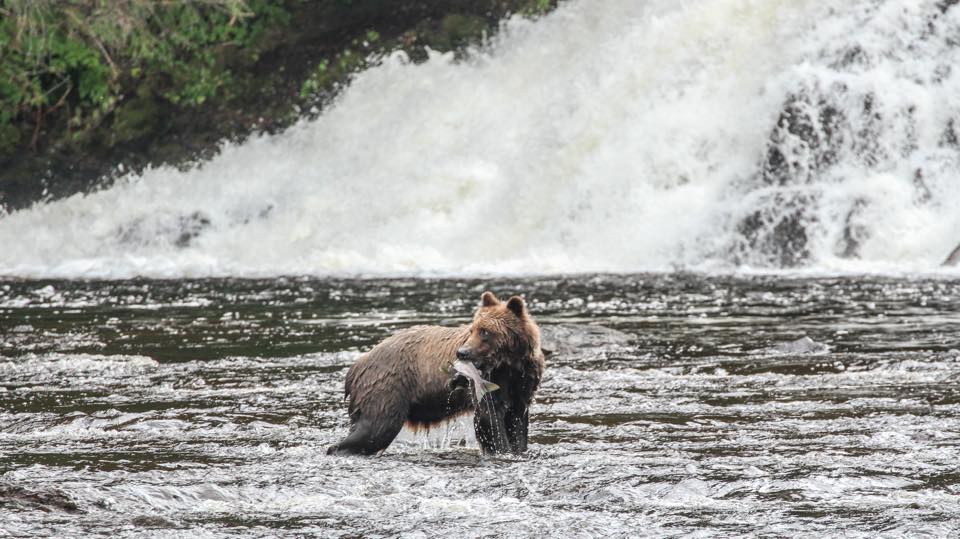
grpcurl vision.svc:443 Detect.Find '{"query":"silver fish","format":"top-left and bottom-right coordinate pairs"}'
top-left (443, 359), bottom-right (500, 402)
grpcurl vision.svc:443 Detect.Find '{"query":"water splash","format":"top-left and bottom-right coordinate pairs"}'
top-left (2, 276), bottom-right (959, 536)
top-left (1, 0), bottom-right (958, 278)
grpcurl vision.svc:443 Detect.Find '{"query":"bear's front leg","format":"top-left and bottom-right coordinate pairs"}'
top-left (502, 367), bottom-right (539, 453)
top-left (474, 394), bottom-right (511, 454)
top-left (503, 405), bottom-right (529, 453)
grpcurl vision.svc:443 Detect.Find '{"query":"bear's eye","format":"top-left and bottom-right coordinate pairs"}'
top-left (479, 328), bottom-right (490, 338)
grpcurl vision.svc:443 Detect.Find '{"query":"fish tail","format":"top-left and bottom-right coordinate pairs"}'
top-left (483, 381), bottom-right (500, 393)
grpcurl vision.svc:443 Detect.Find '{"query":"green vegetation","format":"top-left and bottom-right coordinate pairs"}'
top-left (0, 0), bottom-right (288, 152)
top-left (0, 0), bottom-right (559, 212)
top-left (297, 13), bottom-right (493, 102)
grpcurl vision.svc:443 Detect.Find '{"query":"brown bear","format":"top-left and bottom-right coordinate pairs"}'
top-left (327, 291), bottom-right (546, 456)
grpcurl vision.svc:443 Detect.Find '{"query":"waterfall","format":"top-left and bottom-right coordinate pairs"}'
top-left (1, 0), bottom-right (958, 278)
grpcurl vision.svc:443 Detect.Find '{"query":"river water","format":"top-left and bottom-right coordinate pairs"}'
top-left (2, 275), bottom-right (958, 537)
top-left (3, 0), bottom-right (960, 536)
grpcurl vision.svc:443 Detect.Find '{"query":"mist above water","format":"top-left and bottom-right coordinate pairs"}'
top-left (1, 0), bottom-right (959, 278)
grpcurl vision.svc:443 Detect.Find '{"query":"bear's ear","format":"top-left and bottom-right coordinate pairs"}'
top-left (505, 295), bottom-right (526, 318)
top-left (480, 291), bottom-right (500, 307)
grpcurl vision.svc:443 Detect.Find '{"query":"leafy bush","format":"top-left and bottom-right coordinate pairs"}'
top-left (0, 0), bottom-right (289, 149)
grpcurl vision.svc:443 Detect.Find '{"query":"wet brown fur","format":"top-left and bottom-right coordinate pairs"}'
top-left (403, 410), bottom-right (472, 434)
top-left (328, 291), bottom-right (546, 456)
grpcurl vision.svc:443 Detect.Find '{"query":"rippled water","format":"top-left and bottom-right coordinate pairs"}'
top-left (1, 275), bottom-right (959, 537)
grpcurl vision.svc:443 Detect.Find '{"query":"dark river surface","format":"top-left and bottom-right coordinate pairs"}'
top-left (1, 275), bottom-right (958, 537)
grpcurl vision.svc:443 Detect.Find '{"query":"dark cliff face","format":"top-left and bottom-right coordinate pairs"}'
top-left (0, 0), bottom-right (556, 214)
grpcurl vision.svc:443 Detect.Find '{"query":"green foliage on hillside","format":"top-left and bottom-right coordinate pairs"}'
top-left (0, 0), bottom-right (560, 212)
top-left (0, 0), bottom-right (289, 152)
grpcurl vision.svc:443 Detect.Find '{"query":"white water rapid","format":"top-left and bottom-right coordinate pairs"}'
top-left (1, 0), bottom-right (959, 278)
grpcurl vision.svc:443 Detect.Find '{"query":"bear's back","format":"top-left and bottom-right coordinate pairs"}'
top-left (344, 324), bottom-right (470, 411)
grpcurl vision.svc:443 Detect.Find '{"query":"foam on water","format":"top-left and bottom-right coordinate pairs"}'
top-left (0, 353), bottom-right (158, 377)
top-left (1, 0), bottom-right (959, 278)
top-left (1, 276), bottom-right (959, 536)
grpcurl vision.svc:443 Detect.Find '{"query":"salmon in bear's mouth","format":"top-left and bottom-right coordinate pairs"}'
top-left (442, 359), bottom-right (500, 403)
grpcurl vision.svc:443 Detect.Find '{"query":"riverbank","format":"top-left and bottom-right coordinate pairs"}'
top-left (0, 0), bottom-right (555, 213)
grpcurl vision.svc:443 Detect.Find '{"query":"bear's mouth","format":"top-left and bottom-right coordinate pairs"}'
top-left (475, 359), bottom-right (502, 379)
top-left (456, 357), bottom-right (488, 377)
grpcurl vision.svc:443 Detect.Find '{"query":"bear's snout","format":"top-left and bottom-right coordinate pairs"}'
top-left (456, 346), bottom-right (471, 360)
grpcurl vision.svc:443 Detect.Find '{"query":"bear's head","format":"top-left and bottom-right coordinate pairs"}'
top-left (456, 291), bottom-right (541, 370)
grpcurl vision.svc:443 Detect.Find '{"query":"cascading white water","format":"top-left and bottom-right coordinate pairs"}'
top-left (1, 0), bottom-right (958, 278)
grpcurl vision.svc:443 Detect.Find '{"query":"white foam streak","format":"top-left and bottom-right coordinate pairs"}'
top-left (1, 0), bottom-right (959, 278)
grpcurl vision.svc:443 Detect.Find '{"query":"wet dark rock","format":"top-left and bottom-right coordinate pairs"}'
top-left (760, 94), bottom-right (845, 188)
top-left (175, 212), bottom-right (213, 248)
top-left (940, 118), bottom-right (958, 147)
top-left (944, 243), bottom-right (960, 266)
top-left (912, 168), bottom-right (933, 204)
top-left (424, 14), bottom-right (490, 53)
top-left (938, 0), bottom-right (959, 14)
top-left (0, 484), bottom-right (82, 513)
top-left (735, 93), bottom-right (846, 267)
top-left (735, 80), bottom-right (934, 267)
top-left (840, 197), bottom-right (869, 258)
top-left (736, 194), bottom-right (812, 268)
top-left (832, 45), bottom-right (868, 70)
top-left (109, 94), bottom-right (164, 148)
top-left (735, 0), bottom-right (955, 269)
top-left (116, 211), bottom-right (212, 248)
top-left (131, 515), bottom-right (177, 528)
